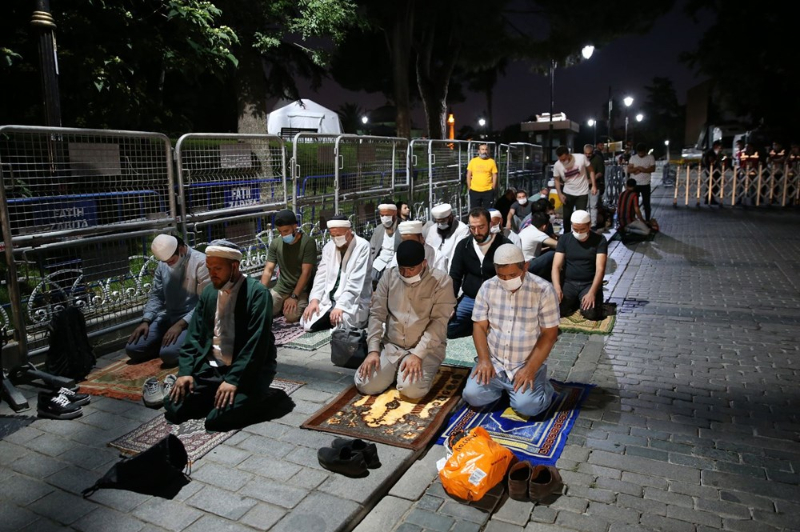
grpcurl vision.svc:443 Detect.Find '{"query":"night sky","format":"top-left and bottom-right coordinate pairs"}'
top-left (292, 2), bottom-right (713, 135)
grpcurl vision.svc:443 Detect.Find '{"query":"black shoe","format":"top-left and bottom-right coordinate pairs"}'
top-left (318, 445), bottom-right (368, 477)
top-left (331, 438), bottom-right (380, 469)
top-left (37, 393), bottom-right (83, 420)
top-left (40, 387), bottom-right (91, 407)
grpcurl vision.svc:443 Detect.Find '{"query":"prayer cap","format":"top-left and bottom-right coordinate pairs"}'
top-left (206, 239), bottom-right (243, 261)
top-left (151, 234), bottom-right (178, 262)
top-left (397, 240), bottom-right (425, 267)
top-left (488, 208), bottom-right (502, 219)
top-left (493, 243), bottom-right (525, 265)
top-left (378, 203), bottom-right (398, 211)
top-left (430, 203), bottom-right (452, 218)
top-left (274, 209), bottom-right (298, 227)
top-left (398, 220), bottom-right (424, 235)
top-left (326, 214), bottom-right (352, 229)
top-left (570, 210), bottom-right (591, 224)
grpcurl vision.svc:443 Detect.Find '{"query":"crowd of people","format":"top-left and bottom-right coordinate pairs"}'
top-left (124, 143), bottom-right (624, 432)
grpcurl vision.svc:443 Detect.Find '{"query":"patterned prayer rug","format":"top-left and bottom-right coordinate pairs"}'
top-left (301, 367), bottom-right (470, 451)
top-left (109, 378), bottom-right (304, 462)
top-left (443, 336), bottom-right (477, 368)
top-left (436, 380), bottom-right (594, 465)
top-left (284, 328), bottom-right (333, 351)
top-left (273, 316), bottom-right (306, 347)
top-left (80, 358), bottom-right (175, 402)
top-left (559, 304), bottom-right (617, 335)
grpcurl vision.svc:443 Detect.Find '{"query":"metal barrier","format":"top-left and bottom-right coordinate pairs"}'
top-left (603, 163), bottom-right (627, 209)
top-left (506, 142), bottom-right (545, 195)
top-left (290, 132), bottom-right (340, 229)
top-left (671, 164), bottom-right (800, 208)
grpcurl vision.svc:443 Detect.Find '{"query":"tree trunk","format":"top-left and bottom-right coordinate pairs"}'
top-left (236, 50), bottom-right (268, 134)
top-left (389, 3), bottom-right (414, 139)
top-left (415, 23), bottom-right (459, 140)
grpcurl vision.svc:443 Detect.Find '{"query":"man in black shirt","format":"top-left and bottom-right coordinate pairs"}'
top-left (551, 210), bottom-right (608, 321)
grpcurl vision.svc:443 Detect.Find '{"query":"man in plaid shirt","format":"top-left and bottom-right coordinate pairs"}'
top-left (463, 244), bottom-right (560, 417)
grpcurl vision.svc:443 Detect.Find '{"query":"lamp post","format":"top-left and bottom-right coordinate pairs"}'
top-left (665, 139), bottom-right (670, 161)
top-left (587, 119), bottom-right (596, 146)
top-left (478, 117), bottom-right (486, 139)
top-left (548, 45), bottom-right (594, 164)
top-left (31, 0), bottom-right (62, 126)
top-left (623, 96), bottom-right (633, 147)
top-left (632, 113), bottom-right (643, 145)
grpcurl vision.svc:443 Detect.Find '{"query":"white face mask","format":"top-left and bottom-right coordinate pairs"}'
top-left (490, 225), bottom-right (501, 234)
top-left (572, 230), bottom-right (589, 242)
top-left (332, 235), bottom-right (348, 247)
top-left (517, 197), bottom-right (528, 205)
top-left (498, 275), bottom-right (523, 292)
top-left (380, 215), bottom-right (394, 228)
top-left (549, 214), bottom-right (556, 224)
top-left (168, 252), bottom-right (188, 271)
top-left (399, 271), bottom-right (422, 284)
top-left (437, 222), bottom-right (450, 230)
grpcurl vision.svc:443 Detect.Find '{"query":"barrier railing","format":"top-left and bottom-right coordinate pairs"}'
top-left (671, 164), bottom-right (799, 208)
top-left (290, 132), bottom-right (340, 229)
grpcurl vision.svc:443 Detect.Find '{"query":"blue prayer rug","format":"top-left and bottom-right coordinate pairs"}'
top-left (436, 380), bottom-right (594, 465)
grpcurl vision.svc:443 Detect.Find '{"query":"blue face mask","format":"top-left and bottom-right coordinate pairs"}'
top-left (282, 233), bottom-right (295, 244)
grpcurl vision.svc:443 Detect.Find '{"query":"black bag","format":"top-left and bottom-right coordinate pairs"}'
top-left (330, 327), bottom-right (368, 369)
top-left (82, 434), bottom-right (190, 499)
top-left (45, 306), bottom-right (96, 381)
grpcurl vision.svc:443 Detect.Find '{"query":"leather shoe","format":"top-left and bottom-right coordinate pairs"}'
top-left (317, 445), bottom-right (368, 477)
top-left (507, 460), bottom-right (532, 501)
top-left (529, 465), bottom-right (563, 501)
top-left (331, 438), bottom-right (380, 469)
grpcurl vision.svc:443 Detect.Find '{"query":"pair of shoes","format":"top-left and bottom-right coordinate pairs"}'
top-left (142, 374), bottom-right (178, 409)
top-left (318, 438), bottom-right (380, 477)
top-left (37, 388), bottom-right (90, 420)
top-left (507, 461), bottom-right (563, 502)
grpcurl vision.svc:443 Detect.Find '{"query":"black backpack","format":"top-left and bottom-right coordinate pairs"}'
top-left (45, 306), bottom-right (96, 381)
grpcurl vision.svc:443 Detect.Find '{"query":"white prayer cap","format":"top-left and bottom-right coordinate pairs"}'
top-left (205, 239), bottom-right (243, 261)
top-left (151, 234), bottom-right (178, 262)
top-left (398, 220), bottom-right (424, 235)
top-left (378, 203), bottom-right (397, 211)
top-left (488, 208), bottom-right (502, 220)
top-left (493, 243), bottom-right (525, 265)
top-left (570, 210), bottom-right (591, 224)
top-left (326, 214), bottom-right (352, 229)
top-left (430, 203), bottom-right (452, 218)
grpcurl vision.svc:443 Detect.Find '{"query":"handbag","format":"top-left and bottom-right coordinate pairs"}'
top-left (330, 326), bottom-right (368, 369)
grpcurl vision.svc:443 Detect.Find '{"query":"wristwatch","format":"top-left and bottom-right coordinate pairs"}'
top-left (290, 293), bottom-right (298, 300)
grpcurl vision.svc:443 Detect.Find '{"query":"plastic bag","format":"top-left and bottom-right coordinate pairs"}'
top-left (439, 427), bottom-right (514, 501)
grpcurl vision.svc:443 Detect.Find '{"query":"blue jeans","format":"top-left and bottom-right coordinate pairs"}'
top-left (125, 317), bottom-right (187, 366)
top-left (462, 363), bottom-right (554, 418)
top-left (447, 296), bottom-right (475, 339)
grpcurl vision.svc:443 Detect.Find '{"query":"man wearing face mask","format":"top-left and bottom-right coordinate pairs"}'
top-left (463, 244), bottom-right (560, 417)
top-left (551, 210), bottom-right (608, 321)
top-left (355, 241), bottom-right (456, 399)
top-left (505, 189), bottom-right (532, 232)
top-left (388, 220), bottom-right (436, 269)
top-left (447, 208), bottom-right (511, 339)
top-left (424, 203), bottom-right (470, 273)
top-left (301, 215), bottom-right (372, 332)
top-left (126, 234), bottom-right (210, 366)
top-left (165, 240), bottom-right (276, 432)
top-left (467, 144), bottom-right (499, 209)
top-left (490, 209), bottom-right (520, 246)
top-left (260, 209), bottom-right (317, 323)
top-left (553, 146), bottom-right (598, 234)
top-left (369, 203), bottom-right (402, 285)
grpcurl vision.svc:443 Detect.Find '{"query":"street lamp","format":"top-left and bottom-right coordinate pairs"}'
top-left (361, 116), bottom-right (368, 124)
top-left (665, 139), bottom-right (670, 161)
top-left (478, 117), bottom-right (486, 139)
top-left (582, 45), bottom-right (595, 60)
top-left (549, 45), bottom-right (594, 163)
top-left (623, 96), bottom-right (634, 147)
top-left (631, 113), bottom-right (644, 144)
top-left (635, 113), bottom-right (644, 122)
top-left (587, 119), bottom-right (596, 146)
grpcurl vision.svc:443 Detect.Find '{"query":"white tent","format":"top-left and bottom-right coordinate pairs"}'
top-left (266, 99), bottom-right (343, 137)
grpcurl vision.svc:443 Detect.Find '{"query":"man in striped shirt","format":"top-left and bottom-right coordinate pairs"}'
top-left (616, 178), bottom-right (651, 237)
top-left (463, 244), bottom-right (560, 418)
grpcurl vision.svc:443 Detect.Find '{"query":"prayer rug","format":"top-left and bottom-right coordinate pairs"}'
top-left (610, 230), bottom-right (657, 243)
top-left (559, 304), bottom-right (617, 335)
top-left (273, 317), bottom-right (306, 347)
top-left (80, 358), bottom-right (175, 402)
top-left (284, 328), bottom-right (333, 351)
top-left (301, 367), bottom-right (470, 451)
top-left (109, 378), bottom-right (304, 462)
top-left (443, 336), bottom-right (477, 368)
top-left (436, 380), bottom-right (593, 465)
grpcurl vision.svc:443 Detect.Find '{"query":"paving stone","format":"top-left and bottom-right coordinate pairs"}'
top-left (721, 519), bottom-right (780, 532)
top-left (185, 485), bottom-right (256, 520)
top-left (617, 493), bottom-right (667, 516)
top-left (10, 452), bottom-right (69, 478)
top-left (0, 504), bottom-right (40, 531)
top-left (549, 495), bottom-right (588, 514)
top-left (57, 443), bottom-right (119, 471)
top-left (696, 498), bottom-right (751, 519)
top-left (235, 455), bottom-right (302, 482)
top-left (620, 472), bottom-right (669, 490)
top-left (73, 507), bottom-right (146, 532)
top-left (643, 487), bottom-right (693, 508)
top-left (239, 476), bottom-right (309, 508)
top-left (555, 509), bottom-right (610, 532)
top-left (529, 504), bottom-right (558, 524)
top-left (83, 488), bottom-right (152, 513)
top-left (352, 495), bottom-right (412, 532)
top-left (283, 445), bottom-right (327, 471)
top-left (451, 521), bottom-right (483, 532)
top-left (191, 463), bottom-right (253, 491)
top-left (317, 444), bottom-right (413, 502)
top-left (286, 466), bottom-right (329, 490)
top-left (719, 490), bottom-right (777, 511)
top-left (486, 520), bottom-right (526, 532)
top-left (0, 474), bottom-right (56, 505)
top-left (28, 490), bottom-right (99, 525)
top-left (524, 523), bottom-right (568, 532)
top-left (666, 505), bottom-right (722, 528)
top-left (203, 445), bottom-right (251, 467)
top-left (276, 426), bottom-right (340, 449)
top-left (587, 501), bottom-right (640, 524)
top-left (439, 500), bottom-right (492, 524)
top-left (182, 515), bottom-right (253, 532)
top-left (702, 470), bottom-right (800, 502)
top-left (388, 446), bottom-right (444, 500)
top-left (667, 480), bottom-right (719, 500)
top-left (404, 508), bottom-right (456, 532)
top-left (416, 494), bottom-right (445, 512)
top-left (132, 498), bottom-right (204, 531)
top-left (643, 514), bottom-right (696, 532)
top-left (2, 425), bottom-right (45, 445)
top-left (594, 477), bottom-right (643, 497)
top-left (589, 450), bottom-right (700, 483)
top-left (239, 502), bottom-right (286, 531)
top-left (17, 517), bottom-right (69, 532)
top-left (567, 485), bottom-right (617, 504)
top-left (492, 498), bottom-right (533, 526)
top-left (46, 465), bottom-right (103, 495)
top-left (235, 435), bottom-right (295, 458)
top-left (269, 491), bottom-right (361, 532)
top-left (395, 524), bottom-right (423, 532)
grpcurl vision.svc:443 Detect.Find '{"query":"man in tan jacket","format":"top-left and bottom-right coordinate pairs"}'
top-left (355, 240), bottom-right (456, 399)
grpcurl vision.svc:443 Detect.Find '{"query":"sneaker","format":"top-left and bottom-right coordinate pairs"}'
top-left (142, 377), bottom-right (164, 408)
top-left (38, 393), bottom-right (83, 420)
top-left (331, 438), bottom-right (380, 469)
top-left (162, 374), bottom-right (177, 402)
top-left (39, 387), bottom-right (91, 407)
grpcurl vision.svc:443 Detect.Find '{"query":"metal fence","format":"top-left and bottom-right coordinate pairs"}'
top-left (671, 164), bottom-right (800, 208)
top-left (290, 132), bottom-right (340, 229)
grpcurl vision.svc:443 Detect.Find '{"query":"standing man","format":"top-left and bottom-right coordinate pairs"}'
top-left (506, 189), bottom-right (533, 232)
top-left (301, 215), bottom-right (372, 332)
top-left (424, 203), bottom-right (470, 274)
top-left (355, 241), bottom-right (456, 399)
top-left (369, 203), bottom-right (402, 284)
top-left (628, 143), bottom-right (656, 220)
top-left (165, 240), bottom-right (276, 432)
top-left (553, 146), bottom-right (597, 234)
top-left (260, 209), bottom-right (317, 323)
top-left (585, 144), bottom-right (606, 230)
top-left (467, 144), bottom-right (498, 209)
top-left (551, 210), bottom-right (608, 321)
top-left (462, 244), bottom-right (559, 418)
top-left (127, 234), bottom-right (209, 366)
top-left (448, 208), bottom-right (510, 339)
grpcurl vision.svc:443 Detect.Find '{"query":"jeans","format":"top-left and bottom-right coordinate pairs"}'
top-left (562, 193), bottom-right (589, 233)
top-left (447, 296), bottom-right (475, 339)
top-left (588, 190), bottom-right (604, 227)
top-left (635, 184), bottom-right (651, 221)
top-left (125, 316), bottom-right (187, 366)
top-left (462, 363), bottom-right (554, 418)
top-left (528, 250), bottom-right (554, 282)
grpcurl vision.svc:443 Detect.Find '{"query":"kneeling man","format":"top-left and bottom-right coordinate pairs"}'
top-left (165, 240), bottom-right (277, 432)
top-left (355, 241), bottom-right (456, 399)
top-left (463, 244), bottom-right (560, 417)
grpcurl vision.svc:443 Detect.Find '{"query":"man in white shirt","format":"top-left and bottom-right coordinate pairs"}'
top-left (552, 145), bottom-right (597, 233)
top-left (424, 203), bottom-right (470, 274)
top-left (388, 220), bottom-right (436, 269)
top-left (518, 212), bottom-right (559, 282)
top-left (627, 143), bottom-right (656, 222)
top-left (369, 203), bottom-right (401, 285)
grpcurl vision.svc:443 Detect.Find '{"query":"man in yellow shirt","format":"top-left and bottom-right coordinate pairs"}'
top-left (467, 144), bottom-right (498, 209)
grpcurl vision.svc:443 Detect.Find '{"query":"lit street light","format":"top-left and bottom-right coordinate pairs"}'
top-left (587, 119), bottom-right (596, 145)
top-left (478, 118), bottom-right (486, 127)
top-left (549, 44), bottom-right (594, 163)
top-left (361, 116), bottom-right (369, 124)
top-left (623, 96), bottom-right (634, 147)
top-left (636, 113), bottom-right (644, 122)
top-left (582, 45), bottom-right (595, 60)
top-left (665, 139), bottom-right (670, 161)
top-left (631, 113), bottom-right (644, 145)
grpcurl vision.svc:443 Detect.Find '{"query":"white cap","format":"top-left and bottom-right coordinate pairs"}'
top-left (326, 219), bottom-right (352, 229)
top-left (570, 210), bottom-right (591, 224)
top-left (205, 239), bottom-right (243, 261)
top-left (488, 209), bottom-right (502, 220)
top-left (151, 234), bottom-right (178, 262)
top-left (493, 243), bottom-right (525, 265)
top-left (398, 220), bottom-right (424, 235)
top-left (378, 203), bottom-right (397, 212)
top-left (430, 203), bottom-right (452, 219)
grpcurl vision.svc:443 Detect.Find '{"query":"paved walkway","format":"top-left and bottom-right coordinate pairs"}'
top-left (2, 185), bottom-right (800, 531)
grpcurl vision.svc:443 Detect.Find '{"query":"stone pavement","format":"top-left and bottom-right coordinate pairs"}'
top-left (2, 184), bottom-right (800, 531)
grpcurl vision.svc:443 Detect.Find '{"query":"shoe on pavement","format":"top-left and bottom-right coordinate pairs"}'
top-left (40, 387), bottom-right (91, 407)
top-left (507, 460), bottom-right (532, 501)
top-left (142, 377), bottom-right (164, 408)
top-left (331, 437), bottom-right (380, 469)
top-left (162, 374), bottom-right (177, 402)
top-left (37, 393), bottom-right (83, 420)
top-left (318, 445), bottom-right (368, 477)
top-left (529, 465), bottom-right (563, 501)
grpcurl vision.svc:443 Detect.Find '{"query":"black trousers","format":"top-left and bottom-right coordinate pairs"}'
top-left (635, 184), bottom-right (652, 221)
top-left (528, 250), bottom-right (555, 282)
top-left (563, 193), bottom-right (589, 233)
top-left (469, 189), bottom-right (495, 209)
top-left (560, 279), bottom-right (604, 321)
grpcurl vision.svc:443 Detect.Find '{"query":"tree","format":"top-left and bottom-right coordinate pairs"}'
top-left (639, 77), bottom-right (684, 155)
top-left (337, 102), bottom-right (364, 134)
